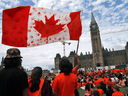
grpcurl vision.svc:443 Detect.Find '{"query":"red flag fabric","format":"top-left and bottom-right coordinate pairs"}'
top-left (2, 6), bottom-right (82, 47)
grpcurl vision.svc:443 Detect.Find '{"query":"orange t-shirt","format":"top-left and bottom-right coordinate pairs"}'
top-left (104, 77), bottom-right (109, 85)
top-left (108, 81), bottom-right (117, 89)
top-left (95, 89), bottom-right (104, 96)
top-left (112, 91), bottom-right (123, 96)
top-left (114, 69), bottom-right (118, 74)
top-left (52, 73), bottom-right (77, 96)
top-left (28, 78), bottom-right (44, 96)
top-left (77, 82), bottom-right (81, 88)
top-left (82, 82), bottom-right (87, 86)
top-left (94, 75), bottom-right (97, 79)
top-left (94, 80), bottom-right (98, 87)
top-left (97, 70), bottom-right (102, 75)
top-left (85, 72), bottom-right (87, 76)
top-left (125, 68), bottom-right (128, 73)
top-left (95, 78), bottom-right (104, 86)
top-left (91, 71), bottom-right (93, 76)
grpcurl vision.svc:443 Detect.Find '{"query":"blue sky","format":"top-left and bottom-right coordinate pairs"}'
top-left (0, 0), bottom-right (128, 70)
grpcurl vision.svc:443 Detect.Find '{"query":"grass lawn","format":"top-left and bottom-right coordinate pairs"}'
top-left (78, 86), bottom-right (128, 96)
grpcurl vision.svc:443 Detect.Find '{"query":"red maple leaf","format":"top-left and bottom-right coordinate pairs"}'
top-left (34, 14), bottom-right (65, 38)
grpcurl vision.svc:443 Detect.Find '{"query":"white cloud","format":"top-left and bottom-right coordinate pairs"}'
top-left (0, 2), bottom-right (5, 6)
top-left (37, 0), bottom-right (57, 9)
top-left (37, 0), bottom-right (85, 12)
top-left (0, 8), bottom-right (3, 13)
top-left (109, 1), bottom-right (116, 6)
top-left (92, 0), bottom-right (107, 6)
top-left (5, 4), bottom-right (12, 8)
top-left (115, 3), bottom-right (125, 9)
top-left (32, 0), bottom-right (38, 4)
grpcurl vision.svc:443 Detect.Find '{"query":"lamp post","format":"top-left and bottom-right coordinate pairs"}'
top-left (61, 41), bottom-right (71, 56)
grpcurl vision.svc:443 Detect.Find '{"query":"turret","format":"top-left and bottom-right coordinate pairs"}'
top-left (54, 53), bottom-right (61, 70)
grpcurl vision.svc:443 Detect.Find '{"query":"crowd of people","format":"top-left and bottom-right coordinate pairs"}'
top-left (0, 48), bottom-right (128, 96)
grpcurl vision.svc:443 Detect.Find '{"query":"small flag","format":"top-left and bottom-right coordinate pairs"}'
top-left (2, 6), bottom-right (82, 47)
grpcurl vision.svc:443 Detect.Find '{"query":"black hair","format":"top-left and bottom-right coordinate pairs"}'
top-left (78, 79), bottom-right (81, 83)
top-left (83, 79), bottom-right (86, 83)
top-left (97, 85), bottom-right (101, 89)
top-left (41, 78), bottom-right (53, 96)
top-left (52, 78), bottom-right (54, 80)
top-left (29, 67), bottom-right (42, 92)
top-left (108, 85), bottom-right (112, 90)
top-left (85, 83), bottom-right (91, 91)
top-left (109, 78), bottom-right (111, 81)
top-left (4, 58), bottom-right (22, 68)
top-left (93, 90), bottom-right (100, 96)
top-left (59, 59), bottom-right (73, 75)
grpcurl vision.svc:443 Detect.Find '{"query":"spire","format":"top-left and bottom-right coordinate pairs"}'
top-left (91, 12), bottom-right (96, 24)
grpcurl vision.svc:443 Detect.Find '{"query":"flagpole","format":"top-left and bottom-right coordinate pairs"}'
top-left (76, 40), bottom-right (79, 54)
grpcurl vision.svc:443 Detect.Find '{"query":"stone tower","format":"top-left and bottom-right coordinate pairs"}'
top-left (54, 53), bottom-right (61, 69)
top-left (90, 12), bottom-right (104, 67)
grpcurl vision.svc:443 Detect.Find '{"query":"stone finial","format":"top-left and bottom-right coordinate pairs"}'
top-left (80, 52), bottom-right (83, 56)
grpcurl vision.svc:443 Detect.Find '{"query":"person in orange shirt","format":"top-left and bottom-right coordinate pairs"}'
top-left (52, 59), bottom-right (77, 96)
top-left (118, 77), bottom-right (126, 87)
top-left (103, 67), bottom-right (106, 75)
top-left (97, 69), bottom-right (102, 77)
top-left (28, 67), bottom-right (44, 96)
top-left (85, 71), bottom-right (88, 76)
top-left (91, 70), bottom-right (94, 76)
top-left (95, 75), bottom-right (104, 86)
top-left (88, 71), bottom-right (91, 76)
top-left (82, 79), bottom-right (87, 86)
top-left (112, 85), bottom-right (123, 96)
top-left (125, 68), bottom-right (128, 74)
top-left (108, 78), bottom-right (117, 89)
top-left (95, 85), bottom-right (104, 96)
top-left (94, 74), bottom-right (97, 79)
top-left (77, 79), bottom-right (82, 89)
top-left (85, 83), bottom-right (93, 96)
top-left (104, 76), bottom-right (109, 85)
top-left (114, 69), bottom-right (118, 75)
top-left (94, 80), bottom-right (98, 87)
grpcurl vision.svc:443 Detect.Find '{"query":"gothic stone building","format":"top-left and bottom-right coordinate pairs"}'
top-left (54, 12), bottom-right (128, 70)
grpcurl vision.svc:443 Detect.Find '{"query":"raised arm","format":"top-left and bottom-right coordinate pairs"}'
top-left (75, 54), bottom-right (81, 70)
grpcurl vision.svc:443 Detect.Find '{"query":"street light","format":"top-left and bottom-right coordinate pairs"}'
top-left (61, 41), bottom-right (71, 56)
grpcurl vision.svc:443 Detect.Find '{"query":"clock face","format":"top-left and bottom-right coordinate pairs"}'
top-left (92, 25), bottom-right (96, 28)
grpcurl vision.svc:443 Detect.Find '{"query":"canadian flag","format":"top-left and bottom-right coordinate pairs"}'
top-left (2, 6), bottom-right (82, 47)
